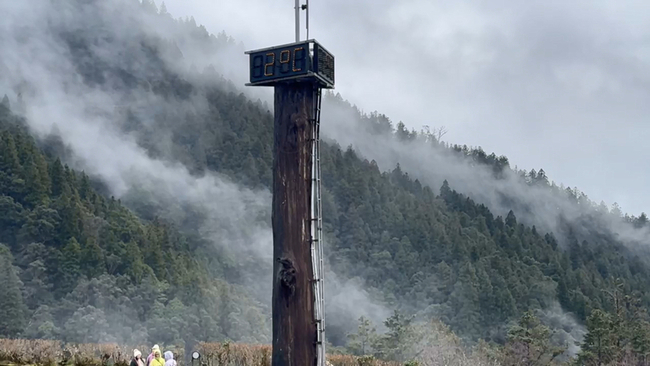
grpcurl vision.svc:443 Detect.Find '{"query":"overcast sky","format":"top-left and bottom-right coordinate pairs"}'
top-left (161, 0), bottom-right (650, 217)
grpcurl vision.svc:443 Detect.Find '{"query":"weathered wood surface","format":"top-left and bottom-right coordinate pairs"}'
top-left (271, 83), bottom-right (317, 366)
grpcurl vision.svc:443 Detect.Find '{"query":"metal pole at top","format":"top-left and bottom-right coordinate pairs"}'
top-left (295, 0), bottom-right (300, 42)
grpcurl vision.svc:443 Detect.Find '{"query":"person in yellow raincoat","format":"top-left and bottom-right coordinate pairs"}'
top-left (149, 349), bottom-right (165, 366)
top-left (146, 345), bottom-right (160, 366)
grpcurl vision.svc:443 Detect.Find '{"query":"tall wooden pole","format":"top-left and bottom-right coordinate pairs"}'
top-left (271, 82), bottom-right (317, 366)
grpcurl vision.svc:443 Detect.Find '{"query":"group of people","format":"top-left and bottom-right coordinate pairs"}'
top-left (131, 345), bottom-right (177, 366)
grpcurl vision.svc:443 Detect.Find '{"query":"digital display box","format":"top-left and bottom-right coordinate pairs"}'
top-left (245, 39), bottom-right (334, 89)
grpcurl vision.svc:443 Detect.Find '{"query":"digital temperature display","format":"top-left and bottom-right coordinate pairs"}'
top-left (249, 42), bottom-right (310, 83)
top-left (246, 40), bottom-right (335, 88)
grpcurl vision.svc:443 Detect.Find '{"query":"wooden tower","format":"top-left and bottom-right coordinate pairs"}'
top-left (244, 4), bottom-right (335, 366)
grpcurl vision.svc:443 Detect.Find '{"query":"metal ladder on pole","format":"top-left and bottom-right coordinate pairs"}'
top-left (310, 86), bottom-right (326, 366)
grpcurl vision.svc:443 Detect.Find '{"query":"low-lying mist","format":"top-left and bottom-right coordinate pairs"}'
top-left (0, 0), bottom-right (392, 346)
top-left (320, 93), bottom-right (650, 249)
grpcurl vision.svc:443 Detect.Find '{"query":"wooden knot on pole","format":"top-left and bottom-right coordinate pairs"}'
top-left (277, 257), bottom-right (297, 296)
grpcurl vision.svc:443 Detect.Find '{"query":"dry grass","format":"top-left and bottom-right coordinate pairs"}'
top-left (327, 354), bottom-right (400, 366)
top-left (0, 339), bottom-right (61, 366)
top-left (0, 339), bottom-right (154, 366)
top-left (195, 342), bottom-right (400, 366)
top-left (196, 342), bottom-right (270, 366)
top-left (0, 339), bottom-right (399, 366)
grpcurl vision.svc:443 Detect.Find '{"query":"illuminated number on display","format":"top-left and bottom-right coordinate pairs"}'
top-left (251, 45), bottom-right (311, 81)
top-left (252, 55), bottom-right (264, 78)
top-left (293, 47), bottom-right (305, 72)
top-left (264, 52), bottom-right (275, 76)
top-left (279, 50), bottom-right (291, 73)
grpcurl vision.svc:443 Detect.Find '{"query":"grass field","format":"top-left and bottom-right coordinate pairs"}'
top-left (0, 339), bottom-right (402, 366)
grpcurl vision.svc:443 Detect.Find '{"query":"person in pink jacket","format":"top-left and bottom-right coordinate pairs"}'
top-left (146, 345), bottom-right (160, 366)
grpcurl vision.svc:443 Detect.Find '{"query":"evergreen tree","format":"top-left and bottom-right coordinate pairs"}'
top-left (159, 1), bottom-right (169, 16)
top-left (57, 237), bottom-right (82, 295)
top-left (346, 316), bottom-right (378, 356)
top-left (1, 95), bottom-right (9, 110)
top-left (577, 309), bottom-right (615, 365)
top-left (0, 244), bottom-right (26, 337)
top-left (502, 311), bottom-right (564, 365)
top-left (375, 310), bottom-right (417, 362)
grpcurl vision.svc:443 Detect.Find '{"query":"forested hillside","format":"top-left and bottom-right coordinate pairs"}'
top-left (2, 0), bottom-right (650, 364)
top-left (318, 93), bottom-right (650, 328)
top-left (0, 101), bottom-right (271, 346)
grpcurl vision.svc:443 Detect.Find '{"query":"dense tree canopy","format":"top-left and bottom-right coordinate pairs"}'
top-left (2, 1), bottom-right (650, 365)
top-left (0, 103), bottom-right (270, 346)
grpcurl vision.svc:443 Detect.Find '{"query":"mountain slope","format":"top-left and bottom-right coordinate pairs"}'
top-left (0, 104), bottom-right (270, 344)
top-left (2, 0), bottom-right (650, 361)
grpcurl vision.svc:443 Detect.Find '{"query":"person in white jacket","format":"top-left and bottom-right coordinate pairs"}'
top-left (164, 351), bottom-right (177, 366)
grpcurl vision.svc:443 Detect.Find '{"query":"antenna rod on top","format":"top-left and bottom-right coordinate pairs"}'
top-left (295, 0), bottom-right (300, 42)
top-left (306, 0), bottom-right (309, 40)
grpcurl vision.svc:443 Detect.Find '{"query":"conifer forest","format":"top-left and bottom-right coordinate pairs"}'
top-left (1, 0), bottom-right (650, 365)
